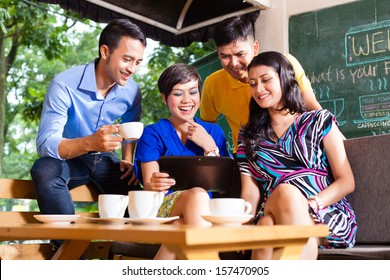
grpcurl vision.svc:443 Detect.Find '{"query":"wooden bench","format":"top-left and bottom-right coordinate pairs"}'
top-left (0, 178), bottom-right (112, 260)
top-left (317, 133), bottom-right (390, 259)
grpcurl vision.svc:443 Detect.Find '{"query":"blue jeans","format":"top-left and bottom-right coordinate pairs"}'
top-left (30, 152), bottom-right (141, 214)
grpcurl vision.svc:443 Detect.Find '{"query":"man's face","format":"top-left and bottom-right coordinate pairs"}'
top-left (217, 39), bottom-right (259, 83)
top-left (103, 36), bottom-right (145, 86)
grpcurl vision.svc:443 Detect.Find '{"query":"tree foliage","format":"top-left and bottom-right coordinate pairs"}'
top-left (0, 0), bottom-right (99, 178)
top-left (1, 1), bottom-right (215, 179)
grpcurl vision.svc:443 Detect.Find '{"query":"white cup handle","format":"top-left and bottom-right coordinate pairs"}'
top-left (243, 201), bottom-right (252, 215)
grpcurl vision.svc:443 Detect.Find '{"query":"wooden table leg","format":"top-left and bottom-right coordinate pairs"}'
top-left (178, 250), bottom-right (220, 260)
top-left (272, 244), bottom-right (305, 260)
top-left (165, 245), bottom-right (220, 260)
top-left (51, 240), bottom-right (90, 260)
top-left (167, 240), bottom-right (307, 260)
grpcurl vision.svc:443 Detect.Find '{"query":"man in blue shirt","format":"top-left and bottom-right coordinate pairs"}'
top-left (30, 19), bottom-right (146, 215)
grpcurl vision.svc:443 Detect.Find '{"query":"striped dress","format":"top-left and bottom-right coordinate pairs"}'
top-left (237, 109), bottom-right (357, 248)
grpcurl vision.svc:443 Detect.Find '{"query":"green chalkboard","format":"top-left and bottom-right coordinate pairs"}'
top-left (289, 0), bottom-right (390, 138)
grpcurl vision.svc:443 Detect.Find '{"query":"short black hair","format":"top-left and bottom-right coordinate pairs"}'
top-left (158, 63), bottom-right (201, 100)
top-left (98, 19), bottom-right (147, 57)
top-left (213, 12), bottom-right (259, 47)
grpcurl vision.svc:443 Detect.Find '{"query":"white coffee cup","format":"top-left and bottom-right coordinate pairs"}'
top-left (98, 194), bottom-right (128, 218)
top-left (119, 122), bottom-right (144, 140)
top-left (209, 198), bottom-right (252, 216)
top-left (128, 190), bottom-right (165, 219)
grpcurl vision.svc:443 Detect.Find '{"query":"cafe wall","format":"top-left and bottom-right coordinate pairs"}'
top-left (256, 0), bottom-right (358, 53)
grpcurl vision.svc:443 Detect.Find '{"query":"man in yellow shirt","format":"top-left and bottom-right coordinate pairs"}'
top-left (200, 14), bottom-right (322, 154)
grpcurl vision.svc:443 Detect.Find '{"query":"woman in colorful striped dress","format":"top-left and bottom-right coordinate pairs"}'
top-left (236, 51), bottom-right (357, 260)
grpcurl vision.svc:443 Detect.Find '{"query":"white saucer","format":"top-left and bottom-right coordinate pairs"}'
top-left (34, 214), bottom-right (80, 224)
top-left (83, 217), bottom-right (127, 224)
top-left (202, 215), bottom-right (253, 226)
top-left (125, 216), bottom-right (180, 225)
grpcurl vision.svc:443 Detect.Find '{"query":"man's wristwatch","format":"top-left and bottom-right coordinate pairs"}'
top-left (204, 147), bottom-right (220, 157)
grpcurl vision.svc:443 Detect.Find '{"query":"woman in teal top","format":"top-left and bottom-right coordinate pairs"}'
top-left (134, 63), bottom-right (231, 259)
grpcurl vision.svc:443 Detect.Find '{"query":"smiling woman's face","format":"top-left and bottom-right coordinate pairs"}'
top-left (248, 64), bottom-right (284, 110)
top-left (163, 79), bottom-right (200, 123)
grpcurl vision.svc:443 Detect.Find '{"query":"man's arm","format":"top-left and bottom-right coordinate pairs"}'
top-left (38, 80), bottom-right (123, 160)
top-left (122, 141), bottom-right (136, 162)
top-left (118, 140), bottom-right (138, 185)
top-left (58, 125), bottom-right (123, 159)
top-left (285, 53), bottom-right (322, 110)
top-left (301, 88), bottom-right (322, 111)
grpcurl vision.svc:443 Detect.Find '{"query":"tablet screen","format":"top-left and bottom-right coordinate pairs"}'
top-left (158, 156), bottom-right (234, 193)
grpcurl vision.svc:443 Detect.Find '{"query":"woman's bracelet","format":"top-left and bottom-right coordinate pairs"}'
top-left (309, 194), bottom-right (324, 210)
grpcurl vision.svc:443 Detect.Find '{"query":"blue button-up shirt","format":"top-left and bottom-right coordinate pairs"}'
top-left (36, 60), bottom-right (142, 159)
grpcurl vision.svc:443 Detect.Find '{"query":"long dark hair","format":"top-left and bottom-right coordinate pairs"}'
top-left (241, 51), bottom-right (306, 161)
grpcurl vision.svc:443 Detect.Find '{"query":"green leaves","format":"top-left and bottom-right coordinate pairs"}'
top-left (0, 0), bottom-right (98, 178)
top-left (1, 1), bottom-right (214, 178)
top-left (0, 7), bottom-right (11, 34)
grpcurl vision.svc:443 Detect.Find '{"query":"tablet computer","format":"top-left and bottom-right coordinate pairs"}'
top-left (158, 156), bottom-right (234, 193)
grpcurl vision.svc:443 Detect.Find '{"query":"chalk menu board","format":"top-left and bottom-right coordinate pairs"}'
top-left (289, 0), bottom-right (390, 138)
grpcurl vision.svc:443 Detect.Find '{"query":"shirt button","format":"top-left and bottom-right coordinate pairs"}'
top-left (101, 117), bottom-right (104, 120)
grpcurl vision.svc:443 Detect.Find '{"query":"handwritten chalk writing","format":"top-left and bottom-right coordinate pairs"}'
top-left (362, 111), bottom-right (389, 118)
top-left (359, 93), bottom-right (390, 120)
top-left (362, 97), bottom-right (377, 105)
top-left (308, 67), bottom-right (346, 85)
top-left (378, 95), bottom-right (390, 102)
top-left (361, 103), bottom-right (390, 110)
top-left (308, 61), bottom-right (390, 90)
top-left (336, 68), bottom-right (346, 81)
top-left (350, 31), bottom-right (389, 56)
top-left (345, 20), bottom-right (390, 66)
top-left (362, 104), bottom-right (382, 110)
top-left (357, 120), bottom-right (390, 128)
top-left (384, 61), bottom-right (390, 75)
top-left (309, 66), bottom-right (333, 83)
top-left (349, 64), bottom-right (377, 83)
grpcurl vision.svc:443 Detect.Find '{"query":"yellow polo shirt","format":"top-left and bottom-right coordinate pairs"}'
top-left (200, 53), bottom-right (312, 153)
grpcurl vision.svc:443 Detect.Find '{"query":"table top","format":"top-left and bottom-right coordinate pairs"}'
top-left (0, 222), bottom-right (329, 246)
top-left (0, 222), bottom-right (329, 260)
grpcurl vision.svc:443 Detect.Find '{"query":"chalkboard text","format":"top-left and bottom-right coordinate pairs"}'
top-left (346, 20), bottom-right (390, 66)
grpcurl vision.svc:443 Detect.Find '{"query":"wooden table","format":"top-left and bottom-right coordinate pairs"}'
top-left (0, 223), bottom-right (328, 260)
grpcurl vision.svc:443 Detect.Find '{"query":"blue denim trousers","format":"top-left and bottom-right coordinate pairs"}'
top-left (30, 152), bottom-right (140, 214)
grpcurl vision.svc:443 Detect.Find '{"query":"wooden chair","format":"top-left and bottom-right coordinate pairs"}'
top-left (0, 178), bottom-right (112, 260)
